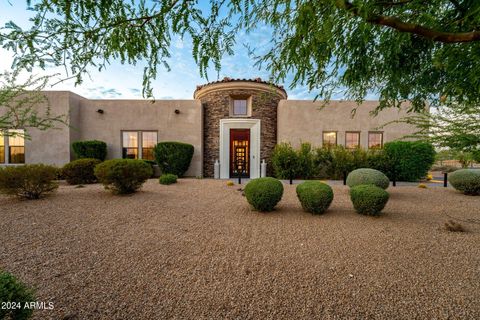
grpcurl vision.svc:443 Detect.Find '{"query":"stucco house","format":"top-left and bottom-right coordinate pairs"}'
top-left (0, 78), bottom-right (417, 178)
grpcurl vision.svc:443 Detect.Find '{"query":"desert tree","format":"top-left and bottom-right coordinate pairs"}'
top-left (0, 70), bottom-right (67, 138)
top-left (0, 0), bottom-right (479, 113)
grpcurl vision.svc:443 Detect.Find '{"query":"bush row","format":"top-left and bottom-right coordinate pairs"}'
top-left (244, 169), bottom-right (391, 215)
top-left (271, 141), bottom-right (436, 182)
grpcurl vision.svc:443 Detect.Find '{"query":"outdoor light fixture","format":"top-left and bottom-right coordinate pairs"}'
top-left (174, 109), bottom-right (180, 114)
top-left (97, 109), bottom-right (104, 114)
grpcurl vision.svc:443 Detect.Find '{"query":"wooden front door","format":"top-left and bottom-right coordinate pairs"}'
top-left (230, 129), bottom-right (250, 178)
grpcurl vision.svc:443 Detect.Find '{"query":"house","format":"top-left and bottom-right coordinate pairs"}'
top-left (0, 78), bottom-right (417, 178)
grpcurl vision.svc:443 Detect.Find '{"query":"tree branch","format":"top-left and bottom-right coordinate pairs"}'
top-left (337, 0), bottom-right (480, 43)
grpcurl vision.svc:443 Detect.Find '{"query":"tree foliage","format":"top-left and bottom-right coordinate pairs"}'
top-left (384, 103), bottom-right (480, 153)
top-left (1, 1), bottom-right (480, 112)
top-left (0, 70), bottom-right (67, 137)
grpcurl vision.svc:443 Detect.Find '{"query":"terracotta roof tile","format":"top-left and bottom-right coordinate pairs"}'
top-left (195, 77), bottom-right (286, 95)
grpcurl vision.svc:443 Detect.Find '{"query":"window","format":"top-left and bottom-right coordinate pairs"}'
top-left (345, 132), bottom-right (360, 149)
top-left (141, 131), bottom-right (157, 160)
top-left (122, 131), bottom-right (158, 160)
top-left (8, 129), bottom-right (25, 164)
top-left (233, 99), bottom-right (248, 115)
top-left (368, 132), bottom-right (383, 149)
top-left (323, 132), bottom-right (337, 147)
top-left (122, 131), bottom-right (139, 159)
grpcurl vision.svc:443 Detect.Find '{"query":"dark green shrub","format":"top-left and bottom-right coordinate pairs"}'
top-left (272, 143), bottom-right (299, 179)
top-left (62, 158), bottom-right (101, 185)
top-left (383, 141), bottom-right (436, 181)
top-left (0, 271), bottom-right (35, 320)
top-left (296, 142), bottom-right (315, 179)
top-left (296, 181), bottom-right (334, 214)
top-left (159, 173), bottom-right (178, 185)
top-left (142, 160), bottom-right (157, 178)
top-left (72, 140), bottom-right (107, 161)
top-left (448, 169), bottom-right (480, 195)
top-left (350, 185), bottom-right (389, 216)
top-left (94, 159), bottom-right (152, 194)
top-left (153, 142), bottom-right (194, 177)
top-left (313, 147), bottom-right (333, 179)
top-left (330, 145), bottom-right (355, 179)
top-left (346, 168), bottom-right (390, 189)
top-left (244, 177), bottom-right (284, 212)
top-left (0, 165), bottom-right (58, 199)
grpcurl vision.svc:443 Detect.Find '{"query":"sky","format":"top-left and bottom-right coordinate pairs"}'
top-left (0, 1), bottom-right (322, 100)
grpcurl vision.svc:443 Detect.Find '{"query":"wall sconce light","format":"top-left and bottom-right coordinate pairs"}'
top-left (97, 109), bottom-right (104, 114)
top-left (174, 109), bottom-right (180, 114)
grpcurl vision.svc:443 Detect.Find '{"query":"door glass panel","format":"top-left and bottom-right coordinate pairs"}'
top-left (230, 129), bottom-right (250, 178)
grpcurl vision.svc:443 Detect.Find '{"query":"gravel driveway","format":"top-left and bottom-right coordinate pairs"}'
top-left (0, 179), bottom-right (479, 319)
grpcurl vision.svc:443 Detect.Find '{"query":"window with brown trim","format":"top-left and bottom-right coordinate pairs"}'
top-left (8, 129), bottom-right (25, 164)
top-left (0, 132), bottom-right (4, 164)
top-left (122, 131), bottom-right (158, 160)
top-left (368, 132), bottom-right (383, 149)
top-left (323, 131), bottom-right (337, 147)
top-left (345, 132), bottom-right (360, 149)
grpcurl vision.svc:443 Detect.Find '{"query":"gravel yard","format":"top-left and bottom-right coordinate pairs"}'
top-left (0, 179), bottom-right (479, 319)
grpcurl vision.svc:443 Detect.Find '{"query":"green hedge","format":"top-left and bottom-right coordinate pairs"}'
top-left (350, 185), bottom-right (390, 216)
top-left (72, 140), bottom-right (107, 161)
top-left (159, 173), bottom-right (178, 185)
top-left (62, 158), bottom-right (101, 185)
top-left (154, 142), bottom-right (194, 177)
top-left (0, 165), bottom-right (58, 199)
top-left (383, 141), bottom-right (435, 181)
top-left (244, 177), bottom-right (284, 212)
top-left (94, 159), bottom-right (152, 194)
top-left (346, 168), bottom-right (390, 189)
top-left (448, 169), bottom-right (480, 195)
top-left (296, 181), bottom-right (333, 214)
top-left (0, 271), bottom-right (35, 320)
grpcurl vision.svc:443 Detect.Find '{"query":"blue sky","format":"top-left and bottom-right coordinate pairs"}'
top-left (0, 1), bottom-right (324, 100)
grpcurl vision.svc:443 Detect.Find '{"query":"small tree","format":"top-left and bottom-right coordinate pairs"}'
top-left (0, 70), bottom-right (67, 138)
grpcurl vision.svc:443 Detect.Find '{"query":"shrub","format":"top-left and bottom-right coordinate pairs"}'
top-left (142, 160), bottom-right (157, 178)
top-left (313, 147), bottom-right (333, 178)
top-left (346, 168), bottom-right (390, 190)
top-left (154, 142), bottom-right (194, 177)
top-left (226, 181), bottom-right (234, 186)
top-left (72, 140), bottom-right (107, 161)
top-left (296, 142), bottom-right (315, 179)
top-left (296, 181), bottom-right (334, 214)
top-left (0, 271), bottom-right (35, 320)
top-left (330, 145), bottom-right (355, 179)
top-left (62, 158), bottom-right (101, 185)
top-left (383, 141), bottom-right (436, 181)
top-left (0, 165), bottom-right (58, 199)
top-left (272, 142), bottom-right (299, 179)
top-left (94, 159), bottom-right (152, 194)
top-left (350, 185), bottom-right (389, 216)
top-left (159, 173), bottom-right (178, 185)
top-left (244, 177), bottom-right (284, 212)
top-left (448, 169), bottom-right (480, 195)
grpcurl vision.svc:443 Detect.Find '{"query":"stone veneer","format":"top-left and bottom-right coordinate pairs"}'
top-left (195, 82), bottom-right (286, 177)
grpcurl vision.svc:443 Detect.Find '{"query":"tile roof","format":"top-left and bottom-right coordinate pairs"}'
top-left (195, 77), bottom-right (287, 95)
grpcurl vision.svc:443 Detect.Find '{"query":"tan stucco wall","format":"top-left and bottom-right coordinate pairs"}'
top-left (74, 99), bottom-right (203, 177)
top-left (24, 91), bottom-right (72, 166)
top-left (277, 100), bottom-right (418, 148)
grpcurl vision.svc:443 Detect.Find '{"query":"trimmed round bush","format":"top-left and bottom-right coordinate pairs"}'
top-left (159, 173), bottom-right (178, 185)
top-left (72, 140), bottom-right (107, 161)
top-left (350, 185), bottom-right (389, 216)
top-left (296, 181), bottom-right (334, 214)
top-left (244, 177), bottom-right (284, 212)
top-left (0, 164), bottom-right (58, 199)
top-left (346, 168), bottom-right (390, 189)
top-left (94, 159), bottom-right (152, 194)
top-left (0, 271), bottom-right (35, 320)
top-left (62, 158), bottom-right (101, 185)
top-left (448, 169), bottom-right (480, 195)
top-left (154, 142), bottom-right (194, 177)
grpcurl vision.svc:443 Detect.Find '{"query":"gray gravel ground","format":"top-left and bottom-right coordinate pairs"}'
top-left (0, 179), bottom-right (479, 320)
